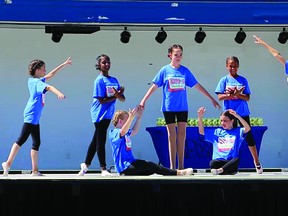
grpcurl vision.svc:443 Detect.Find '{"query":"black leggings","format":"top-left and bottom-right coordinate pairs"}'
top-left (210, 158), bottom-right (239, 175)
top-left (84, 119), bottom-right (111, 169)
top-left (237, 116), bottom-right (256, 147)
top-left (16, 123), bottom-right (41, 151)
top-left (121, 159), bottom-right (177, 176)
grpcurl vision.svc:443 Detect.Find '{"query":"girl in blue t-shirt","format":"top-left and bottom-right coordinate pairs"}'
top-left (215, 56), bottom-right (263, 174)
top-left (2, 57), bottom-right (72, 177)
top-left (197, 107), bottom-right (251, 175)
top-left (78, 54), bottom-right (125, 177)
top-left (109, 105), bottom-right (193, 176)
top-left (140, 44), bottom-right (221, 170)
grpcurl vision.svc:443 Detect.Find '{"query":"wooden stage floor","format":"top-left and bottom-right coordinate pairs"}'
top-left (1, 170), bottom-right (287, 216)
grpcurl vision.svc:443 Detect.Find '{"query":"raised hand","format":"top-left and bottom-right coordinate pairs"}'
top-left (197, 107), bottom-right (206, 118)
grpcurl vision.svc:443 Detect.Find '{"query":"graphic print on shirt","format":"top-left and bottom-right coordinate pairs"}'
top-left (168, 76), bottom-right (185, 92)
top-left (217, 135), bottom-right (235, 151)
top-left (106, 85), bottom-right (118, 97)
top-left (125, 134), bottom-right (132, 150)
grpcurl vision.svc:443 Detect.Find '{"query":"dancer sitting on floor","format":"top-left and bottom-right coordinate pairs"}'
top-left (108, 105), bottom-right (193, 176)
top-left (197, 107), bottom-right (251, 175)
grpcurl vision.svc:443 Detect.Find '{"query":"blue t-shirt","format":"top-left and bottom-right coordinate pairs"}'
top-left (285, 60), bottom-right (288, 74)
top-left (215, 75), bottom-right (251, 116)
top-left (152, 64), bottom-right (198, 112)
top-left (203, 127), bottom-right (245, 160)
top-left (109, 128), bottom-right (135, 173)
top-left (23, 77), bottom-right (48, 125)
top-left (91, 74), bottom-right (122, 123)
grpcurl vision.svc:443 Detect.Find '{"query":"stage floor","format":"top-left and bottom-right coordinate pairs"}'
top-left (1, 170), bottom-right (288, 180)
top-left (1, 170), bottom-right (287, 216)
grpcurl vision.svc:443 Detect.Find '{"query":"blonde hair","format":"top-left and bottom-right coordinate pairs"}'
top-left (112, 110), bottom-right (128, 126)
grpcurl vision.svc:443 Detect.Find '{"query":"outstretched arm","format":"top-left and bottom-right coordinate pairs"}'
top-left (197, 107), bottom-right (206, 135)
top-left (44, 57), bottom-right (72, 81)
top-left (120, 107), bottom-right (137, 137)
top-left (253, 35), bottom-right (286, 66)
top-left (46, 85), bottom-right (65, 100)
top-left (194, 83), bottom-right (221, 109)
top-left (139, 83), bottom-right (158, 108)
top-left (131, 105), bottom-right (144, 136)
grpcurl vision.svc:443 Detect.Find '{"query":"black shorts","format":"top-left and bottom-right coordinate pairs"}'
top-left (163, 111), bottom-right (188, 124)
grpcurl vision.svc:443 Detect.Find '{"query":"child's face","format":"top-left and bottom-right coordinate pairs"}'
top-left (99, 57), bottom-right (111, 72)
top-left (170, 48), bottom-right (183, 63)
top-left (220, 115), bottom-right (234, 130)
top-left (35, 65), bottom-right (46, 78)
top-left (119, 114), bottom-right (129, 127)
top-left (226, 60), bottom-right (239, 76)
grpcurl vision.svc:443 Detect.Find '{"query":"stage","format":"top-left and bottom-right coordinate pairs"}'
top-left (1, 169), bottom-right (287, 216)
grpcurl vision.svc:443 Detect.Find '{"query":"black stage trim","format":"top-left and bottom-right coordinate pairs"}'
top-left (0, 172), bottom-right (288, 216)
